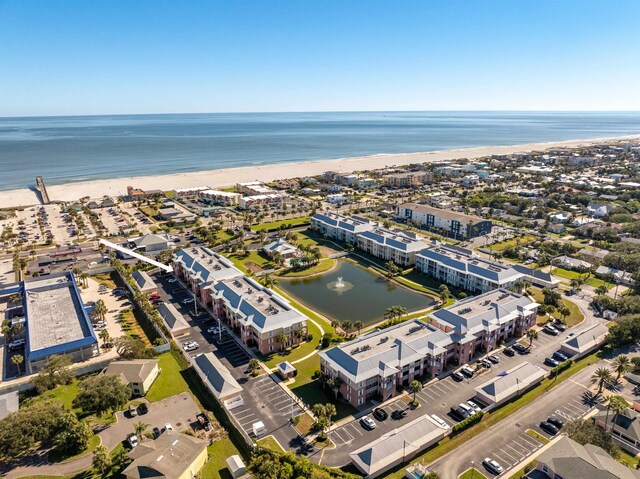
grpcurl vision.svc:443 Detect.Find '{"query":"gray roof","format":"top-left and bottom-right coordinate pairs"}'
top-left (536, 436), bottom-right (640, 479)
top-left (562, 323), bottom-right (609, 355)
top-left (156, 302), bottom-right (191, 336)
top-left (132, 270), bottom-right (157, 293)
top-left (173, 246), bottom-right (243, 286)
top-left (512, 264), bottom-right (559, 286)
top-left (428, 289), bottom-right (537, 337)
top-left (397, 202), bottom-right (488, 224)
top-left (131, 234), bottom-right (171, 248)
top-left (123, 432), bottom-right (208, 479)
top-left (0, 391), bottom-right (19, 420)
top-left (594, 407), bottom-right (640, 443)
top-left (320, 319), bottom-right (452, 383)
top-left (262, 238), bottom-right (298, 256)
top-left (104, 359), bottom-right (158, 385)
top-left (475, 362), bottom-right (546, 405)
top-left (418, 245), bottom-right (523, 283)
top-left (24, 272), bottom-right (97, 362)
top-left (350, 414), bottom-right (447, 476)
top-left (311, 212), bottom-right (374, 233)
top-left (358, 228), bottom-right (426, 252)
top-left (193, 352), bottom-right (243, 400)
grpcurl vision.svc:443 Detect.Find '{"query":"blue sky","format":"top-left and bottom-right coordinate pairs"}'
top-left (1, 0), bottom-right (639, 116)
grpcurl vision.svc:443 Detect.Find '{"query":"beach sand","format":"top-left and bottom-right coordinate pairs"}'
top-left (1, 134), bottom-right (639, 208)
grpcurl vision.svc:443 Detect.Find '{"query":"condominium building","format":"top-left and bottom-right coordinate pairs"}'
top-left (172, 246), bottom-right (244, 305)
top-left (356, 227), bottom-right (427, 266)
top-left (310, 212), bottom-right (374, 245)
top-left (209, 276), bottom-right (308, 354)
top-left (236, 181), bottom-right (272, 196)
top-left (320, 289), bottom-right (538, 407)
top-left (239, 193), bottom-right (285, 210)
top-left (172, 186), bottom-right (210, 198)
top-left (199, 189), bottom-right (241, 206)
top-left (382, 171), bottom-right (428, 187)
top-left (395, 203), bottom-right (493, 240)
top-left (416, 244), bottom-right (524, 294)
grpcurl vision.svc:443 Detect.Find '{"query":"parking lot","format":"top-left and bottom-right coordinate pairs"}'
top-left (149, 271), bottom-right (305, 449)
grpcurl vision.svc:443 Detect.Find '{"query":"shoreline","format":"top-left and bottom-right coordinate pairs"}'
top-left (1, 133), bottom-right (639, 208)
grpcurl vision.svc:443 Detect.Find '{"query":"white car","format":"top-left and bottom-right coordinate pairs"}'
top-left (483, 458), bottom-right (504, 474)
top-left (167, 278), bottom-right (178, 283)
top-left (181, 298), bottom-right (194, 305)
top-left (430, 414), bottom-right (450, 430)
top-left (128, 434), bottom-right (138, 448)
top-left (207, 326), bottom-right (224, 334)
top-left (466, 401), bottom-right (482, 414)
top-left (182, 341), bottom-right (199, 352)
top-left (163, 423), bottom-right (173, 432)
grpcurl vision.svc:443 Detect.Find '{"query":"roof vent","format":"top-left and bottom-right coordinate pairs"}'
top-left (458, 307), bottom-right (472, 315)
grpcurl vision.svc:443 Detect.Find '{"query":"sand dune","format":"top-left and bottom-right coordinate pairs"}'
top-left (1, 134), bottom-right (638, 208)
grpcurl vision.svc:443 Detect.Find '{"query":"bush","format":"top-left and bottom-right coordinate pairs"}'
top-left (551, 359), bottom-right (573, 376)
top-left (321, 333), bottom-right (333, 349)
top-left (452, 411), bottom-right (484, 434)
top-left (524, 461), bottom-right (536, 473)
top-left (306, 333), bottom-right (313, 342)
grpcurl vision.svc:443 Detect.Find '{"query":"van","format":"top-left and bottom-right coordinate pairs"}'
top-left (456, 403), bottom-right (474, 418)
top-left (461, 366), bottom-right (474, 377)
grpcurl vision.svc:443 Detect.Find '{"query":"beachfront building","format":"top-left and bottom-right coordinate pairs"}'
top-left (126, 185), bottom-right (164, 200)
top-left (310, 212), bottom-right (374, 245)
top-left (356, 227), bottom-right (427, 266)
top-left (427, 289), bottom-right (538, 364)
top-left (239, 193), bottom-right (285, 210)
top-left (395, 203), bottom-right (493, 240)
top-left (199, 189), bottom-right (242, 206)
top-left (172, 246), bottom-right (244, 305)
top-left (22, 272), bottom-right (100, 374)
top-left (381, 171), bottom-right (428, 187)
top-left (172, 186), bottom-right (209, 199)
top-left (236, 181), bottom-right (273, 195)
top-left (319, 319), bottom-right (453, 407)
top-left (209, 276), bottom-right (308, 354)
top-left (415, 244), bottom-right (524, 294)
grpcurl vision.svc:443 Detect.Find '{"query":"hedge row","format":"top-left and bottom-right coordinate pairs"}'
top-left (452, 411), bottom-right (484, 433)
top-left (551, 359), bottom-right (573, 375)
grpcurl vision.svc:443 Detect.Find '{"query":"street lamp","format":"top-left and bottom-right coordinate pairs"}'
top-left (471, 460), bottom-right (475, 479)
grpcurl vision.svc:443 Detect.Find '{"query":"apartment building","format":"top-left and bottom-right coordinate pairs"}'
top-left (239, 193), bottom-right (285, 210)
top-left (395, 203), bottom-right (493, 240)
top-left (310, 212), bottom-right (374, 245)
top-left (209, 276), bottom-right (308, 354)
top-left (382, 171), bottom-right (428, 187)
top-left (199, 189), bottom-right (241, 206)
top-left (172, 246), bottom-right (244, 305)
top-left (172, 186), bottom-right (209, 198)
top-left (416, 244), bottom-right (524, 294)
top-left (236, 181), bottom-right (273, 196)
top-left (357, 227), bottom-right (427, 266)
top-left (320, 289), bottom-right (537, 407)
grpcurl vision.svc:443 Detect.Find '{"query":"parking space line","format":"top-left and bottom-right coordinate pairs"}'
top-left (340, 427), bottom-right (354, 440)
top-left (349, 424), bottom-right (364, 436)
top-left (492, 452), bottom-right (511, 465)
top-left (505, 443), bottom-right (526, 459)
top-left (421, 390), bottom-right (440, 401)
top-left (499, 447), bottom-right (518, 463)
top-left (517, 435), bottom-right (538, 448)
top-left (430, 383), bottom-right (449, 395)
top-left (437, 381), bottom-right (455, 392)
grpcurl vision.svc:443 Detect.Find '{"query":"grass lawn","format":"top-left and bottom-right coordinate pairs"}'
top-left (200, 438), bottom-right (239, 479)
top-left (618, 449), bottom-right (640, 468)
top-left (384, 350), bottom-right (603, 478)
top-left (48, 434), bottom-right (101, 464)
top-left (294, 411), bottom-right (315, 436)
top-left (250, 216), bottom-right (310, 232)
top-left (529, 288), bottom-right (584, 327)
top-left (509, 461), bottom-right (537, 479)
top-left (259, 320), bottom-right (323, 368)
top-left (256, 435), bottom-right (286, 453)
top-left (118, 308), bottom-right (153, 347)
top-left (145, 352), bottom-right (190, 403)
top-left (277, 258), bottom-right (336, 278)
top-left (459, 468), bottom-right (488, 479)
top-left (488, 235), bottom-right (537, 252)
top-left (38, 381), bottom-right (80, 411)
top-left (274, 287), bottom-right (334, 335)
top-left (227, 250), bottom-right (274, 273)
top-left (552, 267), bottom-right (609, 289)
top-left (92, 273), bottom-right (116, 289)
top-left (139, 206), bottom-right (159, 218)
top-left (526, 428), bottom-right (549, 445)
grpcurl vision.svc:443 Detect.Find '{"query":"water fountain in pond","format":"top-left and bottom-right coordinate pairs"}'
top-left (327, 276), bottom-right (353, 293)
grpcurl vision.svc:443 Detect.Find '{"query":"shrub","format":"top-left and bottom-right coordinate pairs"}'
top-left (452, 411), bottom-right (484, 433)
top-left (551, 359), bottom-right (573, 375)
top-left (321, 333), bottom-right (333, 349)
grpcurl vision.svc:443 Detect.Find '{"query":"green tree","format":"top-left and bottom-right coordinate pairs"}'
top-left (354, 321), bottom-right (364, 335)
top-left (53, 413), bottom-right (92, 456)
top-left (606, 395), bottom-right (629, 439)
top-left (311, 403), bottom-right (337, 440)
top-left (114, 336), bottom-right (151, 360)
top-left (591, 367), bottom-right (613, 395)
top-left (134, 421), bottom-right (149, 442)
top-left (98, 329), bottom-right (111, 348)
top-left (542, 288), bottom-right (561, 307)
top-left (248, 358), bottom-right (260, 376)
top-left (612, 355), bottom-right (631, 380)
top-left (33, 354), bottom-right (73, 393)
top-left (526, 328), bottom-right (538, 348)
top-left (92, 445), bottom-right (111, 474)
top-left (565, 419), bottom-right (619, 458)
top-left (595, 284), bottom-right (609, 296)
top-left (409, 380), bottom-right (422, 406)
top-left (10, 354), bottom-right (23, 376)
top-left (275, 333), bottom-right (288, 351)
top-left (94, 299), bottom-right (108, 321)
top-left (73, 375), bottom-right (131, 415)
top-left (438, 284), bottom-right (450, 305)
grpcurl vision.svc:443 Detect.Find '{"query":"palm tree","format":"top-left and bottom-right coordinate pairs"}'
top-left (526, 328), bottom-right (538, 348)
top-left (438, 284), bottom-right (450, 305)
top-left (354, 321), bottom-right (364, 335)
top-left (327, 377), bottom-right (343, 400)
top-left (606, 395), bottom-right (629, 438)
top-left (94, 299), bottom-right (108, 321)
top-left (11, 354), bottom-right (23, 376)
top-left (80, 272), bottom-right (88, 288)
top-left (558, 306), bottom-right (570, 324)
top-left (595, 284), bottom-right (609, 296)
top-left (248, 358), bottom-right (260, 376)
top-left (612, 355), bottom-right (631, 380)
top-left (591, 367), bottom-right (613, 395)
top-left (98, 329), bottom-right (111, 347)
top-left (409, 380), bottom-right (422, 406)
top-left (275, 333), bottom-right (288, 351)
top-left (134, 421), bottom-right (149, 442)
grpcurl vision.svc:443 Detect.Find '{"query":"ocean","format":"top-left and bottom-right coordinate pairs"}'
top-left (0, 111), bottom-right (639, 192)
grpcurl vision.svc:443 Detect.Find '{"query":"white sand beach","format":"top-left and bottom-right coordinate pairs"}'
top-left (1, 134), bottom-right (639, 208)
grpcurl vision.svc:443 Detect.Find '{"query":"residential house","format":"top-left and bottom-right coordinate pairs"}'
top-left (594, 406), bottom-right (640, 456)
top-left (104, 359), bottom-right (160, 396)
top-left (262, 238), bottom-right (299, 260)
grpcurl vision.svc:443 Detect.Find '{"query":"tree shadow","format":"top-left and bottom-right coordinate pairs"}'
top-left (582, 390), bottom-right (601, 406)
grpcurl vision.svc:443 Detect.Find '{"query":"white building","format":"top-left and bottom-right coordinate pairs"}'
top-left (395, 203), bottom-right (493, 240)
top-left (356, 227), bottom-right (426, 266)
top-left (200, 189), bottom-right (241, 206)
top-left (311, 212), bottom-right (374, 245)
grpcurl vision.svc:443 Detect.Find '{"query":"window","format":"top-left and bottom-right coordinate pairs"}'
top-left (541, 464), bottom-right (548, 473)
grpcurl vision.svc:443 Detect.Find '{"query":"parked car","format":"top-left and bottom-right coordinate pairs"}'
top-left (482, 458), bottom-right (504, 475)
top-left (539, 421), bottom-right (559, 435)
top-left (553, 321), bottom-right (567, 332)
top-left (360, 416), bottom-right (376, 430)
top-left (128, 434), bottom-right (138, 448)
top-left (543, 324), bottom-right (559, 335)
top-left (152, 426), bottom-right (161, 438)
top-left (461, 366), bottom-right (475, 378)
top-left (544, 357), bottom-right (559, 367)
top-left (454, 403), bottom-right (474, 419)
top-left (503, 347), bottom-right (515, 357)
top-left (167, 278), bottom-right (178, 283)
top-left (137, 403), bottom-right (148, 415)
top-left (8, 339), bottom-right (26, 351)
top-left (391, 410), bottom-right (407, 420)
top-left (488, 355), bottom-right (500, 364)
top-left (163, 423), bottom-right (173, 432)
top-left (553, 351), bottom-right (569, 362)
top-left (513, 343), bottom-right (528, 354)
top-left (480, 359), bottom-right (492, 368)
top-left (128, 405), bottom-right (138, 417)
top-left (466, 401), bottom-right (482, 414)
top-left (430, 414), bottom-right (450, 429)
top-left (182, 341), bottom-right (199, 352)
top-left (451, 371), bottom-right (465, 382)
top-left (547, 417), bottom-right (564, 429)
top-left (373, 408), bottom-right (388, 421)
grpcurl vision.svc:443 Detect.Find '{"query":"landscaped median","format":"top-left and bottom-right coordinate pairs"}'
top-left (458, 468), bottom-right (488, 479)
top-left (384, 349), bottom-right (603, 478)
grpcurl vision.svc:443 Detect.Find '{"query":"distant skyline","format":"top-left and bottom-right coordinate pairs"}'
top-left (1, 0), bottom-right (640, 117)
